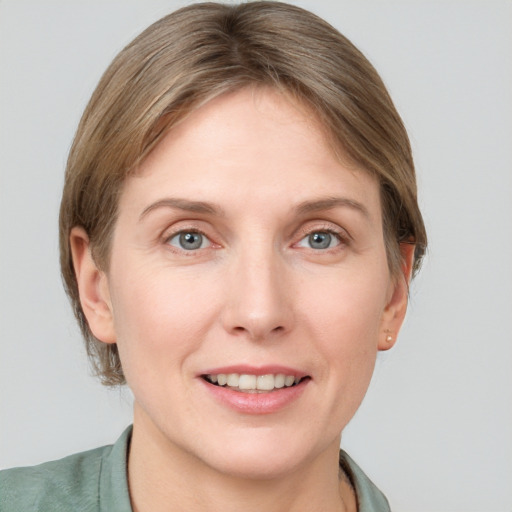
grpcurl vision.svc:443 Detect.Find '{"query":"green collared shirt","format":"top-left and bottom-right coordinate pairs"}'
top-left (0, 426), bottom-right (391, 511)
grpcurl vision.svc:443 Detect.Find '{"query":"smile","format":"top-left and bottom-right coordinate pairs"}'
top-left (203, 373), bottom-right (307, 393)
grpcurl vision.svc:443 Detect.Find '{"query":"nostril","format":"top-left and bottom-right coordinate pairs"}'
top-left (229, 323), bottom-right (285, 341)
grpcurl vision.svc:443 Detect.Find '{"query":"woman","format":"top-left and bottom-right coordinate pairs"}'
top-left (0, 2), bottom-right (426, 511)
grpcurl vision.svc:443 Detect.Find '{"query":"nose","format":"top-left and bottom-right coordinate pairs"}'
top-left (221, 246), bottom-right (294, 342)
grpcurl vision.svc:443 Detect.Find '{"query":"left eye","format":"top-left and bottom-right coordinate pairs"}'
top-left (297, 231), bottom-right (341, 250)
top-left (167, 231), bottom-right (211, 251)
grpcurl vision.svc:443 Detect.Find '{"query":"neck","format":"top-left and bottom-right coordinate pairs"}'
top-left (127, 404), bottom-right (355, 512)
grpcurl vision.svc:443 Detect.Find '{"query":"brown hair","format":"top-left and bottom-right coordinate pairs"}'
top-left (59, 1), bottom-right (427, 385)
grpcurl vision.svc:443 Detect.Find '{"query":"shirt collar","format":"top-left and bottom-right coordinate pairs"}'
top-left (97, 426), bottom-right (390, 512)
top-left (99, 425), bottom-right (133, 512)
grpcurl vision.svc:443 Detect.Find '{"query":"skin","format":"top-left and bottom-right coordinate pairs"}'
top-left (71, 87), bottom-right (413, 512)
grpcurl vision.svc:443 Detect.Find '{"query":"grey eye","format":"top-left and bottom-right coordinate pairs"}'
top-left (297, 231), bottom-right (340, 250)
top-left (309, 232), bottom-right (332, 249)
top-left (168, 231), bottom-right (210, 250)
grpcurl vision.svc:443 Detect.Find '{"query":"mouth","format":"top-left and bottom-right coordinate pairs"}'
top-left (201, 373), bottom-right (310, 393)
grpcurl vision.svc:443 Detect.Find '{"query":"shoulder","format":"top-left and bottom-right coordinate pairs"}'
top-left (339, 450), bottom-right (392, 512)
top-left (0, 427), bottom-right (132, 512)
top-left (0, 445), bottom-right (108, 512)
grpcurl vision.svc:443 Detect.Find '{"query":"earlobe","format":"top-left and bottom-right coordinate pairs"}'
top-left (378, 243), bottom-right (415, 351)
top-left (70, 227), bottom-right (116, 344)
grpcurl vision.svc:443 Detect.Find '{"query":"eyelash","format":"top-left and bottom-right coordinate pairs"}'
top-left (162, 224), bottom-right (350, 254)
top-left (164, 228), bottom-right (213, 254)
top-left (294, 225), bottom-right (349, 251)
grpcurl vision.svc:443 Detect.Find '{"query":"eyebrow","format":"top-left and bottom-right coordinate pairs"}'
top-left (139, 198), bottom-right (225, 221)
top-left (295, 197), bottom-right (370, 219)
top-left (139, 196), bottom-right (370, 221)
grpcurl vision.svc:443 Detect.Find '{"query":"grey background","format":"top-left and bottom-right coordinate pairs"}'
top-left (1, 1), bottom-right (511, 511)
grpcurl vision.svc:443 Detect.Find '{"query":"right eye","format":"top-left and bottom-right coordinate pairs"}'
top-left (167, 231), bottom-right (211, 251)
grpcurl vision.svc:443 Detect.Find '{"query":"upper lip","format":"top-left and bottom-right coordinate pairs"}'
top-left (199, 364), bottom-right (309, 378)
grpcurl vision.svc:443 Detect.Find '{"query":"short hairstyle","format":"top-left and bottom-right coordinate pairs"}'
top-left (59, 1), bottom-right (427, 386)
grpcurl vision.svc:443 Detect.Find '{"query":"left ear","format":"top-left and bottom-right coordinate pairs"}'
top-left (378, 243), bottom-right (415, 351)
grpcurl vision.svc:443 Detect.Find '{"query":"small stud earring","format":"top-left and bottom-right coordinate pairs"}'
top-left (386, 334), bottom-right (393, 343)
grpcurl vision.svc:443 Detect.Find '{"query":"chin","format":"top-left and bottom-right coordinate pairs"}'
top-left (198, 430), bottom-right (328, 480)
top-left (210, 451), bottom-right (302, 480)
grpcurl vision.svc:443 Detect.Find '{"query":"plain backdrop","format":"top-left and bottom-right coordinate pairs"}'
top-left (1, 1), bottom-right (511, 511)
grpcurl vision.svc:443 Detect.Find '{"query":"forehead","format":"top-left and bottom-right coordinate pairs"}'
top-left (119, 87), bottom-right (380, 221)
top-left (143, 87), bottom-right (336, 168)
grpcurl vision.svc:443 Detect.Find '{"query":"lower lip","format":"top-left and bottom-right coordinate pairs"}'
top-left (200, 378), bottom-right (309, 415)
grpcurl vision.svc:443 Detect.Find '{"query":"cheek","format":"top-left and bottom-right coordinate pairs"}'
top-left (108, 265), bottom-right (219, 379)
top-left (301, 263), bottom-right (389, 384)
top-left (304, 266), bottom-right (389, 342)
top-left (306, 283), bottom-right (384, 429)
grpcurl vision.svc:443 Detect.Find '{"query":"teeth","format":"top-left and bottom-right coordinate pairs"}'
top-left (226, 374), bottom-right (239, 387)
top-left (256, 374), bottom-right (274, 391)
top-left (239, 374), bottom-right (256, 390)
top-left (205, 373), bottom-right (303, 392)
top-left (274, 374), bottom-right (285, 388)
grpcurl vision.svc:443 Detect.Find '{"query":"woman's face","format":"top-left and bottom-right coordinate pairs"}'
top-left (80, 87), bottom-right (410, 479)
